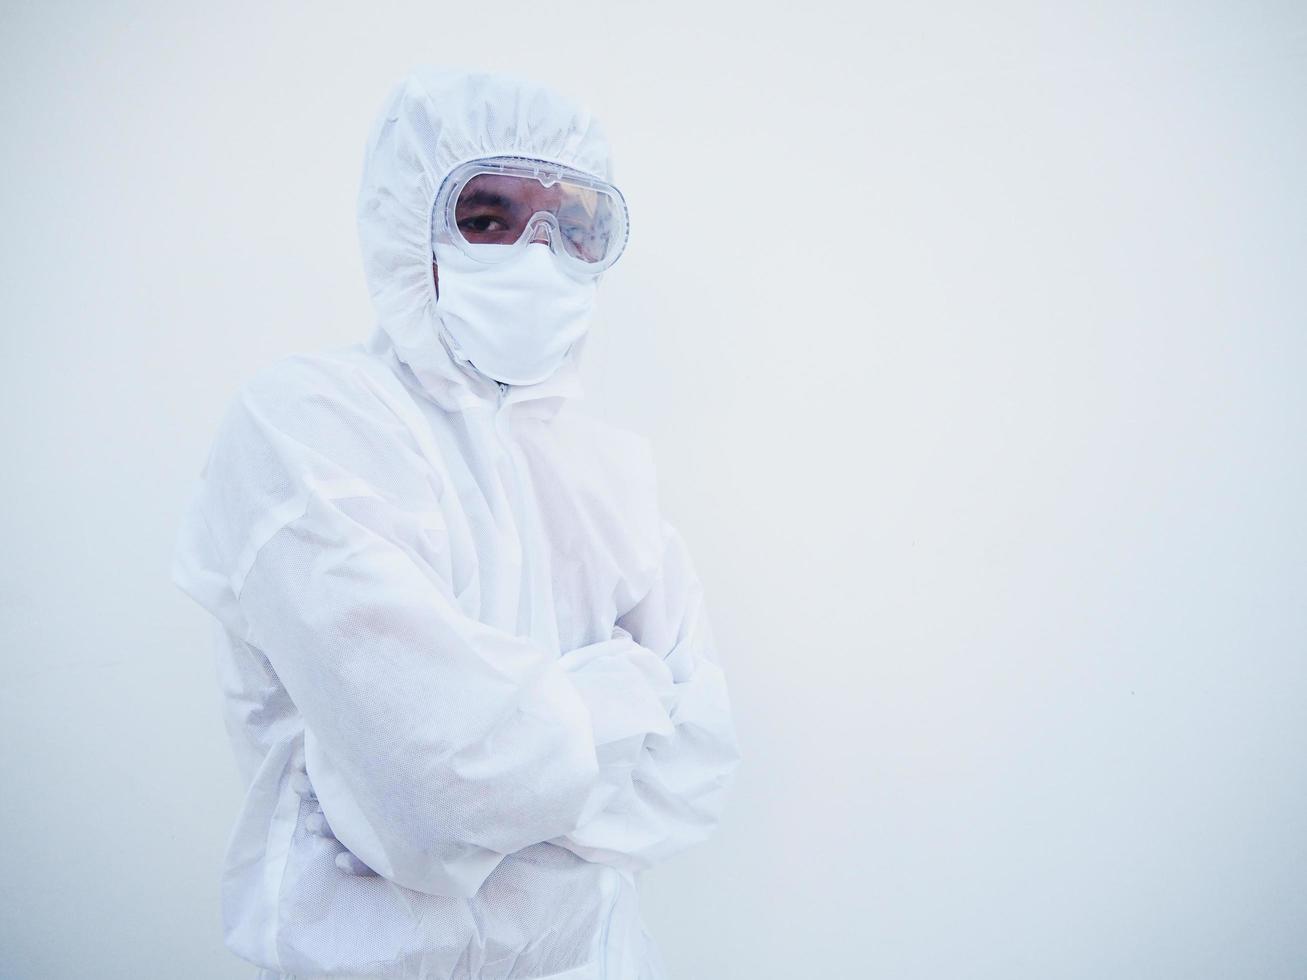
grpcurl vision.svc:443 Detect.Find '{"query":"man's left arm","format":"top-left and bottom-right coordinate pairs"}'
top-left (550, 518), bottom-right (743, 872)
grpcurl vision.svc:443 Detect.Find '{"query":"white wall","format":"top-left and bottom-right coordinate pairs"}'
top-left (2, 2), bottom-right (1304, 977)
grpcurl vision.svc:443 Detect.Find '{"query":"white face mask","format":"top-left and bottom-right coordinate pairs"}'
top-left (433, 242), bottom-right (597, 387)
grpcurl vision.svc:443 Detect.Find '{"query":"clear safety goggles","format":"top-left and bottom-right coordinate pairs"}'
top-left (431, 157), bottom-right (629, 275)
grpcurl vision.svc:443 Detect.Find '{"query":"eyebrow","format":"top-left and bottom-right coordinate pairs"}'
top-left (458, 190), bottom-right (519, 210)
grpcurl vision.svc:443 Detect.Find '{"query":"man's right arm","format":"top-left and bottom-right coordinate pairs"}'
top-left (171, 360), bottom-right (632, 897)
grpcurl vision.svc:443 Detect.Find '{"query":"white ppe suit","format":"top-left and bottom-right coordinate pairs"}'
top-left (170, 69), bottom-right (741, 979)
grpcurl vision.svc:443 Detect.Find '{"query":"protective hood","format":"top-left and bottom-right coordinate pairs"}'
top-left (355, 67), bottom-right (613, 414)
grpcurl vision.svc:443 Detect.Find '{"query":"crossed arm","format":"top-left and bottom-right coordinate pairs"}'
top-left (187, 372), bottom-right (740, 896)
top-left (292, 518), bottom-right (740, 883)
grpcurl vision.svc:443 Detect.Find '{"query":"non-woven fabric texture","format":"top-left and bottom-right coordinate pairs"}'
top-left (172, 66), bottom-right (740, 979)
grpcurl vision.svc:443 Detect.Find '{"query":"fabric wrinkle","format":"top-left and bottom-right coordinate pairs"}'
top-left (172, 66), bottom-right (740, 980)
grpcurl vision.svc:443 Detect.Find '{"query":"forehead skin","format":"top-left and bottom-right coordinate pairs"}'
top-left (457, 174), bottom-right (564, 213)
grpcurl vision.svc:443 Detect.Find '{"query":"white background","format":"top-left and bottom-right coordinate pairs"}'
top-left (2, 2), bottom-right (1305, 977)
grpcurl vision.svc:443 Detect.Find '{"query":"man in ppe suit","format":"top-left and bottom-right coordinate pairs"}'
top-left (170, 68), bottom-right (741, 980)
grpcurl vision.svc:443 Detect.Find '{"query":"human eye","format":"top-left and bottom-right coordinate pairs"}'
top-left (561, 222), bottom-right (607, 262)
top-left (459, 211), bottom-right (510, 235)
top-left (558, 206), bottom-right (593, 239)
top-left (559, 218), bottom-right (588, 241)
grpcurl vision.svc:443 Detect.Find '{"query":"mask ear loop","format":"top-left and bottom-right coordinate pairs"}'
top-left (429, 175), bottom-right (448, 298)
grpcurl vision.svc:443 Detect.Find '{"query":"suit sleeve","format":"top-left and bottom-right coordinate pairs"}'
top-left (551, 518), bottom-right (743, 872)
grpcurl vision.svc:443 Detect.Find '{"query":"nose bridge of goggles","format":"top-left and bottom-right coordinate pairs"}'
top-left (525, 211), bottom-right (559, 248)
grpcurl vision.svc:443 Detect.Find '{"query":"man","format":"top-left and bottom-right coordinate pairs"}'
top-left (171, 67), bottom-right (741, 980)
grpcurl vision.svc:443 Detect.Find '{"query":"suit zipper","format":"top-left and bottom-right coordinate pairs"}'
top-left (494, 381), bottom-right (532, 632)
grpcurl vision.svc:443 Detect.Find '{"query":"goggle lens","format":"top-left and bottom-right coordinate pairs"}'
top-left (442, 163), bottom-right (627, 270)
